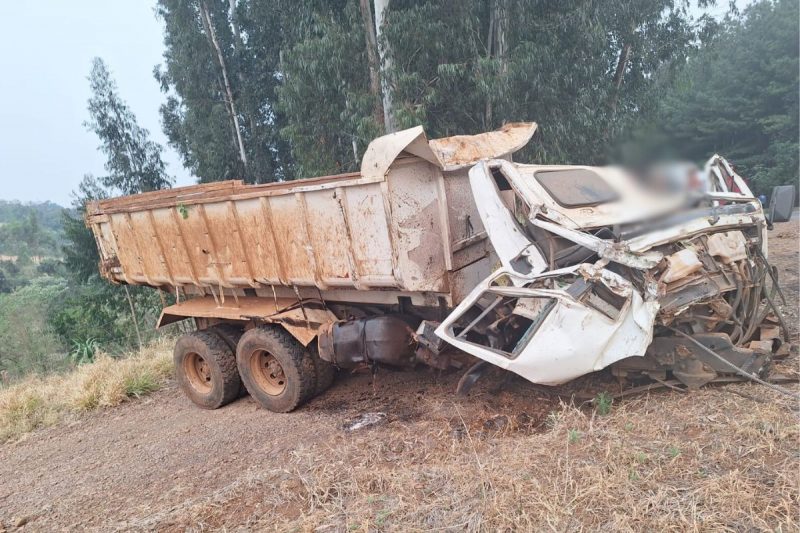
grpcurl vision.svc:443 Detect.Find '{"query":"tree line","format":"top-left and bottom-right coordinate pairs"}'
top-left (151, 0), bottom-right (797, 192)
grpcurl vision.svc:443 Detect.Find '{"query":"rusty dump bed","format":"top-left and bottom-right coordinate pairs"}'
top-left (86, 123), bottom-right (537, 308)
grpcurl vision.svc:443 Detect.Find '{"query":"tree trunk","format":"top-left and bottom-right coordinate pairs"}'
top-left (359, 0), bottom-right (385, 129)
top-left (609, 42), bottom-right (631, 113)
top-left (228, 0), bottom-right (264, 181)
top-left (124, 285), bottom-right (143, 351)
top-left (199, 0), bottom-right (248, 168)
top-left (485, 0), bottom-right (509, 129)
top-left (373, 0), bottom-right (395, 133)
top-left (228, 0), bottom-right (242, 46)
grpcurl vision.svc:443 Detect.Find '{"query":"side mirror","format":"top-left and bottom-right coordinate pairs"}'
top-left (767, 185), bottom-right (796, 225)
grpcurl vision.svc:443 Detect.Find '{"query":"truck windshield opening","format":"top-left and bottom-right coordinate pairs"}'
top-left (534, 169), bottom-right (619, 208)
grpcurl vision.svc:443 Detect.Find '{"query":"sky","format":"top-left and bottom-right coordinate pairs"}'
top-left (0, 1), bottom-right (751, 207)
top-left (0, 1), bottom-right (194, 207)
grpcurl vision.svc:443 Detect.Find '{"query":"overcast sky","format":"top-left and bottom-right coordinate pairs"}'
top-left (0, 1), bottom-right (194, 206)
top-left (0, 1), bottom-right (749, 207)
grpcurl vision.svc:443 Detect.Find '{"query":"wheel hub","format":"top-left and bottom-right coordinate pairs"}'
top-left (184, 352), bottom-right (213, 394)
top-left (251, 350), bottom-right (286, 396)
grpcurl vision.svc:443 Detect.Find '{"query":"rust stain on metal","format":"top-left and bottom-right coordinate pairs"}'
top-left (429, 122), bottom-right (537, 168)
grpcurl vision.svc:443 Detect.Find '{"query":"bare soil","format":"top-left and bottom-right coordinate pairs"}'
top-left (1, 220), bottom-right (797, 532)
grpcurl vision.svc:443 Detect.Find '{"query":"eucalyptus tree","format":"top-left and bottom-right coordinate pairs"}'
top-left (156, 0), bottom-right (298, 183)
top-left (156, 0), bottom-right (706, 180)
top-left (85, 58), bottom-right (173, 195)
top-left (654, 0), bottom-right (798, 193)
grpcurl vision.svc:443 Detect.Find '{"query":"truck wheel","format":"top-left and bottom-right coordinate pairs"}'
top-left (309, 340), bottom-right (336, 396)
top-left (209, 324), bottom-right (248, 397)
top-left (236, 325), bottom-right (315, 413)
top-left (174, 331), bottom-right (241, 409)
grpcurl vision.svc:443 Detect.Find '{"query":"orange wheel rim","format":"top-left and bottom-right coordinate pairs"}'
top-left (249, 349), bottom-right (286, 395)
top-left (184, 352), bottom-right (212, 393)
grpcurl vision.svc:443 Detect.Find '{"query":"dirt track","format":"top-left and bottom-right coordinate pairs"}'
top-left (1, 219), bottom-right (798, 531)
top-left (0, 366), bottom-right (561, 531)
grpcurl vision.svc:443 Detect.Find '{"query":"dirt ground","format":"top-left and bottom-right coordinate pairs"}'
top-left (1, 219), bottom-right (797, 532)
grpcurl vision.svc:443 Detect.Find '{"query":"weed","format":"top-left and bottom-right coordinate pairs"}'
top-left (568, 429), bottom-right (581, 444)
top-left (668, 445), bottom-right (681, 458)
top-left (595, 391), bottom-right (613, 415)
top-left (123, 373), bottom-right (160, 398)
top-left (70, 337), bottom-right (100, 365)
top-left (634, 452), bottom-right (648, 464)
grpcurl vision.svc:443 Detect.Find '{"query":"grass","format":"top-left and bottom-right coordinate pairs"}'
top-left (594, 390), bottom-right (613, 415)
top-left (157, 383), bottom-right (799, 531)
top-left (0, 337), bottom-right (173, 442)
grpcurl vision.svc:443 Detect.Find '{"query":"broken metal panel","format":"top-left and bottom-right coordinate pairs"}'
top-left (614, 333), bottom-right (771, 389)
top-left (623, 210), bottom-right (763, 254)
top-left (503, 161), bottom-right (684, 231)
top-left (360, 126), bottom-right (441, 180)
top-left (704, 154), bottom-right (755, 197)
top-left (529, 218), bottom-right (663, 270)
top-left (428, 122), bottom-right (538, 170)
top-left (468, 161), bottom-right (547, 280)
top-left (436, 265), bottom-right (659, 385)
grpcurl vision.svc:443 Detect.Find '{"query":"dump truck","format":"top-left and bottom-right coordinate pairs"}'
top-left (86, 122), bottom-right (796, 412)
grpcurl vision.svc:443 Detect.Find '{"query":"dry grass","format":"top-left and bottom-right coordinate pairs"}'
top-left (159, 383), bottom-right (799, 532)
top-left (0, 337), bottom-right (173, 442)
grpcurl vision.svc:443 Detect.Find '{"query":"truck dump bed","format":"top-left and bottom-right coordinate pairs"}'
top-left (86, 123), bottom-right (538, 308)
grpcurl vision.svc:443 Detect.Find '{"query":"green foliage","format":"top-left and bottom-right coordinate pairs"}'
top-left (0, 278), bottom-right (68, 379)
top-left (595, 391), bottom-right (613, 416)
top-left (61, 177), bottom-right (106, 283)
top-left (69, 337), bottom-right (100, 365)
top-left (156, 0), bottom-right (296, 183)
top-left (123, 372), bottom-right (161, 398)
top-left (650, 0), bottom-right (799, 194)
top-left (156, 0), bottom-right (704, 181)
top-left (568, 428), bottom-right (581, 444)
top-left (86, 58), bottom-right (173, 196)
top-left (0, 201), bottom-right (67, 258)
top-left (49, 277), bottom-right (165, 354)
top-left (0, 200), bottom-right (66, 235)
top-left (277, 1), bottom-right (381, 177)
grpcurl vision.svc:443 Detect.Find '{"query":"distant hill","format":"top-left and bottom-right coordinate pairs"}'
top-left (0, 200), bottom-right (73, 258)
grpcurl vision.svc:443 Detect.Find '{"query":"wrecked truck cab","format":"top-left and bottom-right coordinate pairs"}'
top-left (435, 153), bottom-right (787, 391)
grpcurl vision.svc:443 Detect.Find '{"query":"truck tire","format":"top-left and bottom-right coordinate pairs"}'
top-left (209, 324), bottom-right (248, 398)
top-left (309, 340), bottom-right (336, 396)
top-left (236, 325), bottom-right (315, 413)
top-left (174, 331), bottom-right (241, 409)
top-left (209, 323), bottom-right (243, 351)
